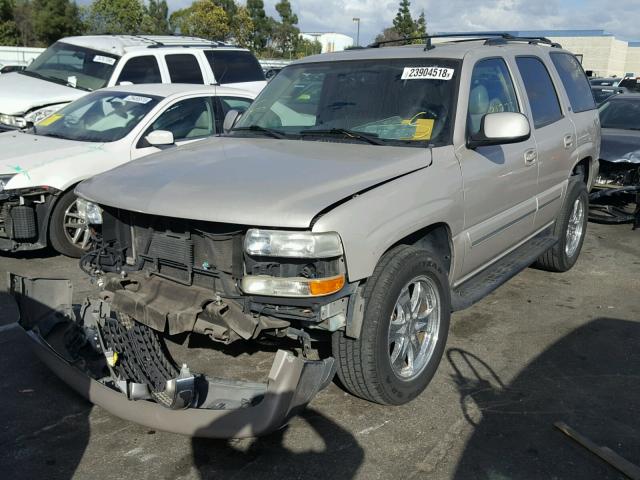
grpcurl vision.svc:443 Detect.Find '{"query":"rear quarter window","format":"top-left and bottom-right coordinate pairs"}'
top-left (550, 53), bottom-right (596, 112)
top-left (204, 50), bottom-right (265, 84)
top-left (619, 77), bottom-right (640, 93)
top-left (166, 54), bottom-right (204, 84)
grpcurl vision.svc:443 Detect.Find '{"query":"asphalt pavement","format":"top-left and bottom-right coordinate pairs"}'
top-left (0, 222), bottom-right (638, 480)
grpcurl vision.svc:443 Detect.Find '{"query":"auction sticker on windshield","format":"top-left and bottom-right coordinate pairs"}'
top-left (93, 55), bottom-right (116, 66)
top-left (123, 95), bottom-right (152, 104)
top-left (401, 66), bottom-right (454, 80)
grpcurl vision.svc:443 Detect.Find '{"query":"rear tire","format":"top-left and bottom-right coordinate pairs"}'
top-left (332, 245), bottom-right (451, 405)
top-left (49, 190), bottom-right (92, 258)
top-left (534, 179), bottom-right (588, 272)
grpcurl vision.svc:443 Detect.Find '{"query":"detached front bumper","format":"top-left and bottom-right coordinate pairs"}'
top-left (9, 274), bottom-right (335, 438)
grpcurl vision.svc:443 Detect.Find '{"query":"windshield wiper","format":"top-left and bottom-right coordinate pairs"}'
top-left (299, 128), bottom-right (385, 146)
top-left (232, 125), bottom-right (287, 139)
top-left (19, 70), bottom-right (91, 91)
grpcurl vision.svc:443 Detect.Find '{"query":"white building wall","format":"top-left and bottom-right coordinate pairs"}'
top-left (300, 33), bottom-right (354, 53)
top-left (625, 46), bottom-right (640, 77)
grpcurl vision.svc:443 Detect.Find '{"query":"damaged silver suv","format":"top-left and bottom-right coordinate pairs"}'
top-left (12, 34), bottom-right (600, 438)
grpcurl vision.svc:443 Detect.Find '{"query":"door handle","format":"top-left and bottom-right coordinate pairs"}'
top-left (563, 134), bottom-right (574, 149)
top-left (524, 149), bottom-right (537, 166)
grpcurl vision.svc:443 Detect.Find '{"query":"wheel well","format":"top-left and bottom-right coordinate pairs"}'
top-left (47, 184), bottom-right (79, 238)
top-left (386, 223), bottom-right (452, 274)
top-left (573, 157), bottom-right (591, 185)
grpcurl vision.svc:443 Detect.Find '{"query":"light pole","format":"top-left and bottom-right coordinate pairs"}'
top-left (353, 17), bottom-right (360, 47)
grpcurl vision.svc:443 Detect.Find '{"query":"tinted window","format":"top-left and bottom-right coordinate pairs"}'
top-left (619, 77), bottom-right (640, 93)
top-left (145, 97), bottom-right (214, 142)
top-left (166, 54), bottom-right (204, 84)
top-left (204, 50), bottom-right (265, 84)
top-left (468, 58), bottom-right (520, 135)
top-left (118, 56), bottom-right (161, 84)
top-left (598, 98), bottom-right (640, 130)
top-left (550, 53), bottom-right (596, 112)
top-left (516, 57), bottom-right (563, 128)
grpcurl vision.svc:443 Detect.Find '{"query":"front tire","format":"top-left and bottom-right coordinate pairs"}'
top-left (332, 245), bottom-right (451, 405)
top-left (534, 179), bottom-right (588, 272)
top-left (49, 190), bottom-right (92, 258)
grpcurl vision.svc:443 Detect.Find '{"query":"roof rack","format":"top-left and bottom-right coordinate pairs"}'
top-left (367, 32), bottom-right (562, 50)
top-left (128, 35), bottom-right (239, 49)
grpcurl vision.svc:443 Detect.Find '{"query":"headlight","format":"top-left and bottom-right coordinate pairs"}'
top-left (76, 198), bottom-right (103, 225)
top-left (24, 103), bottom-right (68, 125)
top-left (241, 274), bottom-right (345, 297)
top-left (244, 229), bottom-right (343, 258)
top-left (0, 114), bottom-right (26, 128)
top-left (0, 174), bottom-right (15, 192)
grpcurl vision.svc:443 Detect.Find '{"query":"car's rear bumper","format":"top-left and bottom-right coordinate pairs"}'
top-left (10, 274), bottom-right (335, 438)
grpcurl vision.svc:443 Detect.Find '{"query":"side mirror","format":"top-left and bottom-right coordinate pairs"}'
top-left (468, 112), bottom-right (531, 149)
top-left (145, 130), bottom-right (174, 147)
top-left (223, 109), bottom-right (241, 134)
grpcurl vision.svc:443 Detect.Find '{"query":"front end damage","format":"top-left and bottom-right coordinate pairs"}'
top-left (10, 273), bottom-right (335, 438)
top-left (589, 149), bottom-right (640, 229)
top-left (0, 187), bottom-right (59, 251)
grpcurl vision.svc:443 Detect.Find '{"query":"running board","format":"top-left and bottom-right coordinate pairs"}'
top-left (451, 233), bottom-right (558, 311)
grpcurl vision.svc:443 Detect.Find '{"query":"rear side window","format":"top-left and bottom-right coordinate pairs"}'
top-left (516, 57), bottom-right (563, 128)
top-left (118, 56), bottom-right (161, 84)
top-left (619, 77), bottom-right (640, 93)
top-left (166, 54), bottom-right (204, 84)
top-left (204, 50), bottom-right (265, 84)
top-left (550, 53), bottom-right (596, 112)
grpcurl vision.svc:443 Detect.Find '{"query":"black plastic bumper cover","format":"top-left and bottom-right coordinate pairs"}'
top-left (10, 274), bottom-right (335, 438)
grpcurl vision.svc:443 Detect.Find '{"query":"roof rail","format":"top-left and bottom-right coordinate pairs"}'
top-left (367, 32), bottom-right (562, 50)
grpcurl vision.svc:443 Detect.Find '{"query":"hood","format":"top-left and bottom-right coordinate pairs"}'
top-left (0, 72), bottom-right (85, 115)
top-left (0, 131), bottom-right (115, 191)
top-left (600, 128), bottom-right (640, 164)
top-left (77, 136), bottom-right (431, 228)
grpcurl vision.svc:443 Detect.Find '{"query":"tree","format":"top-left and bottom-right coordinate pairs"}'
top-left (376, 2), bottom-right (428, 46)
top-left (33, 0), bottom-right (82, 45)
top-left (13, 0), bottom-right (36, 45)
top-left (0, 0), bottom-right (19, 45)
top-left (273, 0), bottom-right (298, 57)
top-left (294, 37), bottom-right (321, 58)
top-left (169, 0), bottom-right (229, 41)
top-left (392, 0), bottom-right (414, 39)
top-left (229, 6), bottom-right (253, 48)
top-left (415, 10), bottom-right (427, 37)
top-left (144, 0), bottom-right (169, 35)
top-left (85, 0), bottom-right (145, 35)
top-left (247, 0), bottom-right (270, 52)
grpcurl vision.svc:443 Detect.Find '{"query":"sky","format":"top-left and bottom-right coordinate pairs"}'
top-left (82, 0), bottom-right (640, 46)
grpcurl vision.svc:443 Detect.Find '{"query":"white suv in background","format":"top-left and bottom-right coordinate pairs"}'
top-left (0, 35), bottom-right (266, 131)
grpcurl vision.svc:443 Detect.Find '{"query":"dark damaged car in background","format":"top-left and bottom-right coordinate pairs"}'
top-left (590, 94), bottom-right (640, 228)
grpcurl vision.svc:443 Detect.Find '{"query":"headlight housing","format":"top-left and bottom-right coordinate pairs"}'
top-left (0, 114), bottom-right (27, 128)
top-left (244, 229), bottom-right (343, 258)
top-left (0, 174), bottom-right (15, 192)
top-left (24, 103), bottom-right (68, 125)
top-left (76, 198), bottom-right (103, 225)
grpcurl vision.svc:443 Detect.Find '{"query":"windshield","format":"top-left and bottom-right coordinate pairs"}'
top-left (234, 58), bottom-right (460, 147)
top-left (22, 42), bottom-right (119, 91)
top-left (598, 98), bottom-right (640, 130)
top-left (34, 91), bottom-right (161, 142)
top-left (592, 88), bottom-right (619, 105)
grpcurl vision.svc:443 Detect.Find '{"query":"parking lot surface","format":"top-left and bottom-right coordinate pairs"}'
top-left (0, 222), bottom-right (638, 480)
